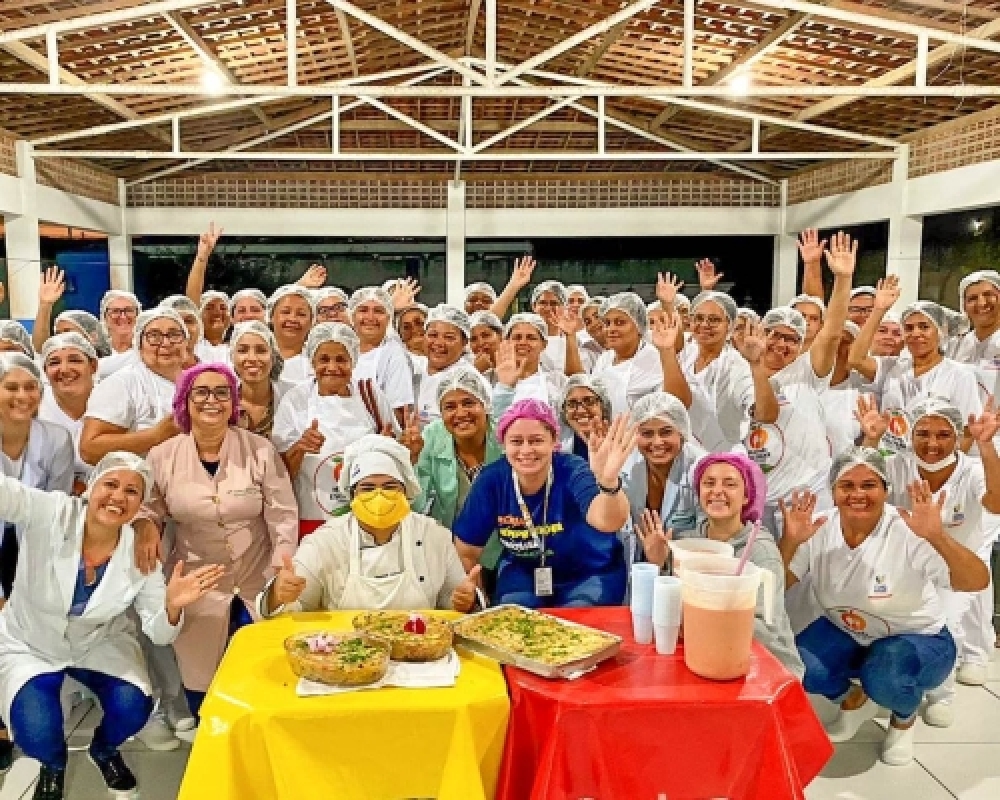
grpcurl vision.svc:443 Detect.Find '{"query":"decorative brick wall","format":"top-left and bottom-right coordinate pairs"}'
top-left (786, 159), bottom-right (894, 205)
top-left (0, 131), bottom-right (16, 177)
top-left (34, 158), bottom-right (119, 205)
top-left (907, 107), bottom-right (1000, 179)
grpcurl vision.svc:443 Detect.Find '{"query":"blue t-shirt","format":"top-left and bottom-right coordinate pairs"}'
top-left (454, 452), bottom-right (622, 580)
top-left (69, 559), bottom-right (108, 617)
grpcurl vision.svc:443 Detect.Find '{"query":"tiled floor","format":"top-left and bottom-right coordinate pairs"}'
top-left (2, 650), bottom-right (999, 799)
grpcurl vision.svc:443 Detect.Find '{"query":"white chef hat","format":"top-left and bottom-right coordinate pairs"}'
top-left (348, 286), bottom-right (393, 317)
top-left (132, 307), bottom-right (189, 350)
top-left (229, 320), bottom-right (284, 381)
top-left (960, 270), bottom-right (1000, 308)
top-left (306, 322), bottom-right (360, 364)
top-left (531, 280), bottom-right (568, 306)
top-left (464, 282), bottom-right (497, 304)
top-left (469, 310), bottom-right (503, 333)
top-left (160, 294), bottom-right (203, 341)
top-left (436, 364), bottom-right (491, 411)
top-left (504, 312), bottom-right (548, 340)
top-left (426, 304), bottom-right (472, 340)
top-left (99, 289), bottom-right (141, 320)
top-left (630, 391), bottom-right (692, 440)
top-left (339, 433), bottom-right (422, 499)
top-left (230, 288), bottom-right (267, 311)
top-left (42, 331), bottom-right (98, 363)
top-left (790, 293), bottom-right (826, 318)
top-left (267, 285), bottom-right (317, 324)
top-left (603, 291), bottom-right (649, 335)
top-left (199, 290), bottom-right (230, 312)
top-left (0, 321), bottom-right (35, 359)
top-left (86, 451), bottom-right (155, 504)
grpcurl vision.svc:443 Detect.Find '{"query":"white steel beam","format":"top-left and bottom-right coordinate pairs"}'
top-left (332, 95), bottom-right (340, 154)
top-left (361, 97), bottom-right (467, 152)
top-left (334, 8), bottom-right (359, 78)
top-left (915, 33), bottom-right (928, 88)
top-left (45, 29), bottom-right (58, 85)
top-left (472, 96), bottom-right (579, 153)
top-left (287, 0), bottom-right (298, 87)
top-left (0, 0), bottom-right (209, 44)
top-left (598, 96), bottom-right (606, 154)
top-left (486, 0), bottom-right (497, 85)
top-left (683, 0), bottom-right (695, 88)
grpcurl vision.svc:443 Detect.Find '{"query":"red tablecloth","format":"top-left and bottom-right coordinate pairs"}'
top-left (496, 607), bottom-right (832, 800)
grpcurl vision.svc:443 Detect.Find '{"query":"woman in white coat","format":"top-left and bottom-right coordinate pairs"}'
top-left (259, 434), bottom-right (478, 617)
top-left (0, 452), bottom-right (221, 800)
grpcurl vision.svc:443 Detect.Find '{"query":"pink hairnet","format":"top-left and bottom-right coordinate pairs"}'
top-left (497, 398), bottom-right (560, 442)
top-left (693, 453), bottom-right (766, 524)
top-left (173, 362), bottom-right (240, 433)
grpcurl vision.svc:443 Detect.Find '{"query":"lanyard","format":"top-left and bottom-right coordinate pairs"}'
top-left (513, 469), bottom-right (554, 566)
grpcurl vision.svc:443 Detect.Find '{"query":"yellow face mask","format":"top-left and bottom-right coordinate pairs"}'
top-left (351, 489), bottom-right (410, 529)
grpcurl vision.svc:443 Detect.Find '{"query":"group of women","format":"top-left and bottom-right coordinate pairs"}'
top-left (0, 222), bottom-right (996, 800)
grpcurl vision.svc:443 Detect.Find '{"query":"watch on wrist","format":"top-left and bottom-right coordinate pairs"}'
top-left (597, 476), bottom-right (623, 495)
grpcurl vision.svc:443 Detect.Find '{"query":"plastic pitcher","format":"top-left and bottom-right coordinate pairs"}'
top-left (679, 555), bottom-right (774, 681)
top-left (667, 539), bottom-right (734, 573)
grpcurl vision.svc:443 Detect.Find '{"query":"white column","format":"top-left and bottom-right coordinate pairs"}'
top-left (772, 180), bottom-right (798, 307)
top-left (886, 145), bottom-right (922, 306)
top-left (5, 141), bottom-right (41, 324)
top-left (106, 179), bottom-right (133, 291)
top-left (446, 179), bottom-right (466, 307)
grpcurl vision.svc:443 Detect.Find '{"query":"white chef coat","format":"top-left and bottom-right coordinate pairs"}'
top-left (97, 348), bottom-right (138, 380)
top-left (38, 391), bottom-right (92, 485)
top-left (592, 342), bottom-right (664, 419)
top-left (279, 353), bottom-right (313, 384)
top-left (508, 368), bottom-right (567, 409)
top-left (542, 335), bottom-right (567, 374)
top-left (85, 361), bottom-right (175, 436)
top-left (789, 506), bottom-right (951, 645)
top-left (680, 343), bottom-right (754, 449)
top-left (821, 377), bottom-right (862, 460)
top-left (353, 337), bottom-right (415, 410)
top-left (194, 338), bottom-right (231, 365)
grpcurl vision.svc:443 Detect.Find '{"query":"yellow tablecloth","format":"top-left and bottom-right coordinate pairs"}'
top-left (178, 611), bottom-right (511, 800)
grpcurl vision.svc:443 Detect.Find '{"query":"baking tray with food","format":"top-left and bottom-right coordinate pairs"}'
top-left (451, 604), bottom-right (621, 679)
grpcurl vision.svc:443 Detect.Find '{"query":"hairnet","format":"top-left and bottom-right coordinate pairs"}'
top-left (531, 280), bottom-right (568, 307)
top-left (394, 303), bottom-right (429, 333)
top-left (843, 320), bottom-right (861, 339)
top-left (497, 398), bottom-right (561, 441)
top-left (42, 331), bottom-right (98, 363)
top-left (602, 291), bottom-right (649, 335)
top-left (559, 374), bottom-right (612, 425)
top-left (306, 322), bottom-right (360, 365)
top-left (566, 284), bottom-right (589, 301)
top-left (582, 297), bottom-right (607, 316)
top-left (173, 363), bottom-right (240, 433)
top-left (882, 309), bottom-right (901, 325)
top-left (850, 286), bottom-right (877, 299)
top-left (267, 285), bottom-right (316, 324)
top-left (0, 321), bottom-right (35, 359)
top-left (229, 320), bottom-right (284, 381)
top-left (907, 395), bottom-right (964, 438)
top-left (504, 312), bottom-right (548, 340)
top-left (199, 290), bottom-right (230, 312)
top-left (160, 294), bottom-right (203, 341)
top-left (426, 304), bottom-right (471, 340)
top-left (132, 307), bottom-right (190, 350)
top-left (99, 289), bottom-right (141, 320)
top-left (347, 286), bottom-right (393, 317)
top-left (339, 433), bottom-right (422, 500)
top-left (230, 288), bottom-right (267, 311)
top-left (790, 293), bottom-right (826, 318)
top-left (692, 290), bottom-right (738, 324)
top-left (314, 287), bottom-right (349, 306)
top-left (629, 391), bottom-right (692, 440)
top-left (646, 300), bottom-right (663, 314)
top-left (436, 364), bottom-right (491, 411)
top-left (463, 282), bottom-right (497, 303)
top-left (829, 446), bottom-right (890, 489)
top-left (736, 307), bottom-right (760, 324)
top-left (693, 453), bottom-right (766, 524)
top-left (55, 310), bottom-right (101, 340)
top-left (674, 294), bottom-right (692, 311)
top-left (469, 310), bottom-right (503, 333)
top-left (943, 308), bottom-right (970, 338)
top-left (0, 352), bottom-right (41, 384)
top-left (762, 306), bottom-right (807, 342)
top-left (960, 270), bottom-right (1000, 308)
top-left (901, 300), bottom-right (948, 347)
top-left (86, 451), bottom-right (155, 504)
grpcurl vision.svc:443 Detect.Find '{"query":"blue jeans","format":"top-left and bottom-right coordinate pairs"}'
top-left (796, 616), bottom-right (957, 719)
top-left (183, 598), bottom-right (254, 721)
top-left (9, 668), bottom-right (152, 770)
top-left (496, 562), bottom-right (627, 609)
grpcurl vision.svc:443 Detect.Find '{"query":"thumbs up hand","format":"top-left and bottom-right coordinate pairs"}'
top-left (451, 564), bottom-right (482, 613)
top-left (270, 554), bottom-right (308, 609)
top-left (298, 419), bottom-right (326, 454)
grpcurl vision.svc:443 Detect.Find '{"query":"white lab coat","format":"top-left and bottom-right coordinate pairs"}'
top-left (0, 475), bottom-right (181, 721)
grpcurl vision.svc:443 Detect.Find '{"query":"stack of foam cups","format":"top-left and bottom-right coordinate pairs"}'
top-left (653, 576), bottom-right (683, 655)
top-left (630, 564), bottom-right (659, 644)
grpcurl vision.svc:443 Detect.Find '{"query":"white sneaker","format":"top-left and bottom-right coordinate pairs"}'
top-left (881, 722), bottom-right (916, 766)
top-left (957, 662), bottom-right (988, 686)
top-left (923, 699), bottom-right (954, 728)
top-left (825, 698), bottom-right (879, 743)
top-left (135, 713), bottom-right (179, 752)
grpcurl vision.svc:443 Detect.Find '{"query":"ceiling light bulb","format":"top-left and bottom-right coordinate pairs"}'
top-left (729, 73), bottom-right (751, 96)
top-left (201, 69), bottom-right (227, 96)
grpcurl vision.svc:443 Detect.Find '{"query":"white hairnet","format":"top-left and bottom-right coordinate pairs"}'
top-left (426, 304), bottom-right (471, 340)
top-left (306, 322), bottom-right (360, 365)
top-left (435, 364), bottom-right (491, 411)
top-left (901, 300), bottom-right (948, 349)
top-left (267, 285), bottom-right (316, 324)
top-left (229, 320), bottom-right (284, 381)
top-left (0, 352), bottom-right (41, 383)
top-left (55, 310), bottom-right (100, 340)
top-left (394, 302), bottom-right (429, 333)
top-left (829, 445), bottom-right (889, 489)
top-left (339, 433), bottom-right (421, 500)
top-left (42, 331), bottom-right (97, 363)
top-left (314, 287), bottom-right (349, 306)
top-left (943, 308), bottom-right (970, 338)
top-left (86, 451), bottom-right (155, 504)
top-left (850, 286), bottom-right (877, 299)
top-left (566, 285), bottom-right (589, 301)
top-left (736, 307), bottom-right (760, 323)
top-left (843, 321), bottom-right (861, 339)
top-left (0, 321), bottom-right (35, 359)
top-left (960, 270), bottom-right (1000, 308)
top-left (531, 280), bottom-right (568, 306)
top-left (382, 279), bottom-right (403, 293)
top-left (790, 294), bottom-right (826, 318)
top-left (583, 296), bottom-right (607, 316)
top-left (630, 391), bottom-right (692, 440)
top-left (560, 374), bottom-right (612, 425)
top-left (602, 291), bottom-right (649, 335)
top-left (348, 286), bottom-right (393, 316)
top-left (907, 395), bottom-right (964, 437)
top-left (692, 291), bottom-right (738, 324)
top-left (469, 310), bottom-right (503, 333)
top-left (882, 309), bottom-right (901, 325)
top-left (230, 288), bottom-right (267, 311)
top-left (464, 282), bottom-right (497, 303)
top-left (762, 306), bottom-right (807, 342)
top-left (160, 294), bottom-right (203, 341)
top-left (504, 312), bottom-right (548, 340)
top-left (199, 290), bottom-right (230, 311)
top-left (99, 289), bottom-right (141, 320)
top-left (132, 307), bottom-right (190, 350)
top-left (646, 300), bottom-right (663, 314)
top-left (674, 294), bottom-right (692, 311)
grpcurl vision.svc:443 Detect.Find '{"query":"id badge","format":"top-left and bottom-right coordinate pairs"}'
top-left (534, 567), bottom-right (554, 597)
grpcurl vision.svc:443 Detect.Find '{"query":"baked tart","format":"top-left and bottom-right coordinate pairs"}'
top-left (284, 631), bottom-right (390, 686)
top-left (352, 612), bottom-right (453, 662)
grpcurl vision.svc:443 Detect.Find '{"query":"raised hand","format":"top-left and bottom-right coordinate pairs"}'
top-left (510, 256), bottom-right (537, 290)
top-left (554, 306), bottom-right (584, 336)
top-left (270, 554), bottom-right (307, 608)
top-left (38, 266), bottom-right (66, 306)
top-left (495, 340), bottom-right (522, 388)
top-left (649, 310), bottom-right (681, 352)
top-left (656, 272), bottom-right (684, 307)
top-left (397, 409), bottom-right (424, 463)
top-left (451, 564), bottom-right (482, 612)
top-left (736, 320), bottom-right (767, 366)
top-left (824, 230), bottom-right (858, 278)
top-left (968, 396), bottom-right (1000, 444)
top-left (898, 481), bottom-right (946, 542)
top-left (854, 393), bottom-right (889, 445)
top-left (473, 352), bottom-right (494, 373)
top-left (637, 509), bottom-right (672, 569)
top-left (778, 490), bottom-right (827, 546)
top-left (797, 228), bottom-right (827, 265)
top-left (588, 413), bottom-right (638, 488)
top-left (297, 419), bottom-right (326, 455)
top-left (874, 275), bottom-right (900, 311)
top-left (196, 221), bottom-right (223, 261)
top-left (166, 561), bottom-right (226, 615)
top-left (695, 259), bottom-right (724, 291)
top-left (392, 277), bottom-right (422, 310)
top-left (297, 264), bottom-right (327, 289)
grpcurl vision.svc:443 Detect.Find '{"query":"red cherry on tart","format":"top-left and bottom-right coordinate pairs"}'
top-left (403, 613), bottom-right (427, 635)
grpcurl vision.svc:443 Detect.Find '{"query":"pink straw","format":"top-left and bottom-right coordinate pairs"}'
top-left (734, 521), bottom-right (761, 576)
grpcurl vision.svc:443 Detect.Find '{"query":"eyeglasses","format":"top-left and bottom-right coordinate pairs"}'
top-left (190, 386), bottom-right (232, 403)
top-left (142, 330), bottom-right (185, 346)
top-left (565, 396), bottom-right (600, 412)
top-left (766, 330), bottom-right (801, 346)
top-left (848, 305), bottom-right (873, 315)
top-left (317, 303), bottom-right (347, 318)
top-left (692, 314), bottom-right (727, 329)
top-left (534, 300), bottom-right (562, 309)
top-left (107, 308), bottom-right (137, 319)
